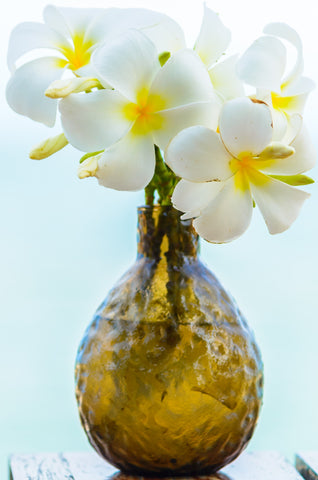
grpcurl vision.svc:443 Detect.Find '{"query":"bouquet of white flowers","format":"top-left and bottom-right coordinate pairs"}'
top-left (6, 4), bottom-right (316, 243)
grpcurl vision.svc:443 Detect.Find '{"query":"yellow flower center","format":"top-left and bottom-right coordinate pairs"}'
top-left (230, 153), bottom-right (269, 191)
top-left (123, 88), bottom-right (166, 135)
top-left (271, 92), bottom-right (296, 111)
top-left (57, 32), bottom-right (95, 71)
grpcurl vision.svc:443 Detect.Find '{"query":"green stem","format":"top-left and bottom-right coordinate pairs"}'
top-left (144, 145), bottom-right (179, 206)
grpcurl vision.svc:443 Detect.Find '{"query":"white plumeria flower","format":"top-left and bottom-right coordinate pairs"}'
top-left (6, 5), bottom-right (185, 127)
top-left (166, 97), bottom-right (316, 243)
top-left (237, 23), bottom-right (315, 140)
top-left (194, 5), bottom-right (244, 101)
top-left (59, 30), bottom-right (219, 191)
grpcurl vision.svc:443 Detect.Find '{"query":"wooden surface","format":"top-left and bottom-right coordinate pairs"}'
top-left (296, 452), bottom-right (318, 480)
top-left (9, 451), bottom-right (304, 480)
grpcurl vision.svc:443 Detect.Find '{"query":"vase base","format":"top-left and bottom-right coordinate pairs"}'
top-left (111, 472), bottom-right (230, 480)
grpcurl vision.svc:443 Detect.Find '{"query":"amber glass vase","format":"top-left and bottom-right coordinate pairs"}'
top-left (75, 206), bottom-right (263, 475)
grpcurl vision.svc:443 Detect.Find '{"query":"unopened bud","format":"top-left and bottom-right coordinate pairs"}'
top-left (78, 154), bottom-right (101, 179)
top-left (45, 77), bottom-right (101, 99)
top-left (259, 142), bottom-right (295, 160)
top-left (29, 133), bottom-right (68, 160)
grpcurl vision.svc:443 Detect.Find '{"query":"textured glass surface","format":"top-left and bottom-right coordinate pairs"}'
top-left (75, 206), bottom-right (264, 475)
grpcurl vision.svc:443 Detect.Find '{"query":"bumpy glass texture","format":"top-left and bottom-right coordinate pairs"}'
top-left (75, 206), bottom-right (263, 475)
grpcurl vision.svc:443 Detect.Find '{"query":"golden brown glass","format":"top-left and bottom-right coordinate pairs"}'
top-left (75, 206), bottom-right (263, 475)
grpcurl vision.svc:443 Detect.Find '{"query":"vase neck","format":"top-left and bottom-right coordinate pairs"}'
top-left (137, 206), bottom-right (199, 260)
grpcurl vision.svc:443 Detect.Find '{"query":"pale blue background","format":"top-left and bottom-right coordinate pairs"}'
top-left (1, 0), bottom-right (318, 478)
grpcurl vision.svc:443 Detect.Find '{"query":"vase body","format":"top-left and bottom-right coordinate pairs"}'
top-left (75, 206), bottom-right (263, 475)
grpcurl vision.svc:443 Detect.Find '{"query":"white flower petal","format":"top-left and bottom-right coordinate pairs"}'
top-left (193, 176), bottom-right (253, 243)
top-left (149, 49), bottom-right (215, 110)
top-left (288, 125), bottom-right (317, 173)
top-left (271, 108), bottom-right (288, 141)
top-left (6, 56), bottom-right (64, 127)
top-left (67, 9), bottom-right (110, 45)
top-left (78, 8), bottom-right (120, 44)
top-left (93, 30), bottom-right (160, 101)
top-left (59, 89), bottom-right (133, 152)
top-left (271, 109), bottom-right (303, 145)
top-left (219, 97), bottom-right (273, 157)
top-left (172, 179), bottom-right (224, 218)
top-left (96, 134), bottom-right (155, 191)
top-left (43, 5), bottom-right (104, 40)
top-left (121, 8), bottom-right (186, 54)
top-left (209, 55), bottom-right (245, 101)
top-left (153, 102), bottom-right (220, 151)
top-left (165, 125), bottom-right (232, 182)
top-left (194, 6), bottom-right (231, 67)
top-left (281, 113), bottom-right (302, 145)
top-left (237, 35), bottom-right (286, 92)
top-left (264, 22), bottom-right (303, 87)
top-left (84, 7), bottom-right (186, 56)
top-left (282, 75), bottom-right (315, 97)
top-left (74, 63), bottom-right (107, 80)
top-left (249, 170), bottom-right (310, 234)
top-left (256, 89), bottom-right (272, 103)
top-left (7, 22), bottom-right (65, 72)
top-left (43, 5), bottom-right (73, 38)
top-left (140, 17), bottom-right (185, 55)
